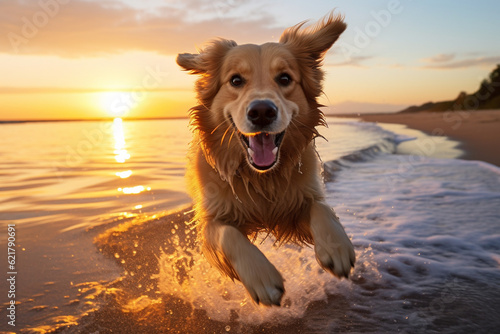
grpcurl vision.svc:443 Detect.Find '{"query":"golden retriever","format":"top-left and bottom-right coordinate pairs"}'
top-left (177, 12), bottom-right (355, 306)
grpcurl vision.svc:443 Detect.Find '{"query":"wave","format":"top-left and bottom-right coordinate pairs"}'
top-left (323, 137), bottom-right (398, 182)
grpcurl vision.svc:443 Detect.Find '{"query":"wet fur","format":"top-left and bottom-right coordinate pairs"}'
top-left (177, 12), bottom-right (355, 306)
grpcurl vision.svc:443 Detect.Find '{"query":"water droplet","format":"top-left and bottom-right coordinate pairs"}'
top-left (225, 325), bottom-right (231, 332)
top-left (114, 253), bottom-right (120, 258)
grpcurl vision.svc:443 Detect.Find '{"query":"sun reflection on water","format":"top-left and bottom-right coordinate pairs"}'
top-left (118, 186), bottom-right (151, 194)
top-left (111, 118), bottom-right (151, 198)
top-left (113, 118), bottom-right (130, 163)
top-left (115, 170), bottom-right (133, 178)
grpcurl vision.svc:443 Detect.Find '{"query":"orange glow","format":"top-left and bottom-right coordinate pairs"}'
top-left (0, 89), bottom-right (195, 121)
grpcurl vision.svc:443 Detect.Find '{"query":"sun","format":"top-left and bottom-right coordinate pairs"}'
top-left (99, 91), bottom-right (134, 117)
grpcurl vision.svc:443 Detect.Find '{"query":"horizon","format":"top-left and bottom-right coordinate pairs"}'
top-left (1, 0), bottom-right (500, 121)
top-left (0, 110), bottom-right (377, 123)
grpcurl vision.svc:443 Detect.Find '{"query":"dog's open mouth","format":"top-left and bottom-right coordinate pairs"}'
top-left (240, 132), bottom-right (285, 171)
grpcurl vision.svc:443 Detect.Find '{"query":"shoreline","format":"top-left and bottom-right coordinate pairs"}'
top-left (336, 109), bottom-right (500, 167)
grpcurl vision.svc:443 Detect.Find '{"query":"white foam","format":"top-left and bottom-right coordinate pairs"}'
top-left (325, 155), bottom-right (500, 327)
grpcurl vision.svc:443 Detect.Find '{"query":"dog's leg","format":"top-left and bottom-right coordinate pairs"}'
top-left (310, 201), bottom-right (355, 278)
top-left (203, 221), bottom-right (285, 306)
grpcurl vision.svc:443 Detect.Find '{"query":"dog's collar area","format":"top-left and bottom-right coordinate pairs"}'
top-left (240, 131), bottom-right (284, 171)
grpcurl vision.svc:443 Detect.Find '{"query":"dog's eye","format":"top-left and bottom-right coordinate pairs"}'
top-left (277, 73), bottom-right (292, 87)
top-left (230, 75), bottom-right (244, 87)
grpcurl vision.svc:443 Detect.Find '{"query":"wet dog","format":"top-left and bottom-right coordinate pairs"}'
top-left (177, 12), bottom-right (355, 306)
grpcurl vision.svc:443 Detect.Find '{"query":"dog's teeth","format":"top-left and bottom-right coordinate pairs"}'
top-left (272, 147), bottom-right (278, 156)
top-left (248, 148), bottom-right (255, 157)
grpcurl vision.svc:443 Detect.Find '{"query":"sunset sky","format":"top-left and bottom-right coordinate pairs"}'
top-left (1, 0), bottom-right (499, 120)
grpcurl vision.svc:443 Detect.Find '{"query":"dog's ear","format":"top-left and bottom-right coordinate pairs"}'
top-left (279, 12), bottom-right (346, 62)
top-left (279, 12), bottom-right (346, 100)
top-left (176, 53), bottom-right (205, 74)
top-left (176, 39), bottom-right (237, 75)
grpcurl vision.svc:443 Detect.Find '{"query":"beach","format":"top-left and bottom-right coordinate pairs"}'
top-left (351, 109), bottom-right (500, 167)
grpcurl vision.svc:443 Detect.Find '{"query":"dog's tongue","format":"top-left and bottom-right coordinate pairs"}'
top-left (248, 133), bottom-right (277, 167)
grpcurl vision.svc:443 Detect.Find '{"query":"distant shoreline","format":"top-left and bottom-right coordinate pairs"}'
top-left (337, 109), bottom-right (500, 167)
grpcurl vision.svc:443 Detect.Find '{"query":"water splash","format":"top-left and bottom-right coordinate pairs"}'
top-left (154, 232), bottom-right (356, 324)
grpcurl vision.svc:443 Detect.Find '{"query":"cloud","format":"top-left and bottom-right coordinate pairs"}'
top-left (421, 53), bottom-right (456, 63)
top-left (326, 55), bottom-right (374, 67)
top-left (0, 0), bottom-right (284, 57)
top-left (420, 54), bottom-right (500, 69)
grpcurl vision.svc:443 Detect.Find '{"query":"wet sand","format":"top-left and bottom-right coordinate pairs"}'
top-left (343, 109), bottom-right (500, 167)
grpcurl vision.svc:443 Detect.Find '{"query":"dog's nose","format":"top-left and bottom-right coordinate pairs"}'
top-left (247, 100), bottom-right (278, 127)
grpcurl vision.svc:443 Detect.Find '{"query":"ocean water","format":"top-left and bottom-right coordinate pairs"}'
top-left (0, 117), bottom-right (499, 333)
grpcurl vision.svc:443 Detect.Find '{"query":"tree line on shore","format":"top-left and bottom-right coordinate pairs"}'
top-left (400, 64), bottom-right (500, 113)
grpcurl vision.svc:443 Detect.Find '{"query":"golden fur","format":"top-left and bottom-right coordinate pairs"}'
top-left (177, 12), bottom-right (355, 306)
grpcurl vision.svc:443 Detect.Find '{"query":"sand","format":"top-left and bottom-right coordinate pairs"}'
top-left (344, 109), bottom-right (500, 167)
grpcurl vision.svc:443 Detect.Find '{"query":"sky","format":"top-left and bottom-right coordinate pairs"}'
top-left (1, 0), bottom-right (499, 120)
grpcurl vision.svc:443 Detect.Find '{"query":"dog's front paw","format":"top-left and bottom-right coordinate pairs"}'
top-left (314, 230), bottom-right (355, 279)
top-left (311, 203), bottom-right (355, 279)
top-left (233, 246), bottom-right (285, 306)
top-left (218, 225), bottom-right (284, 306)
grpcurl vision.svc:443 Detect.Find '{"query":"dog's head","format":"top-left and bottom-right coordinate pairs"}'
top-left (177, 13), bottom-right (346, 175)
